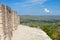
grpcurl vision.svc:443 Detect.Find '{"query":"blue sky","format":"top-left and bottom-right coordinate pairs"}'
top-left (0, 0), bottom-right (60, 15)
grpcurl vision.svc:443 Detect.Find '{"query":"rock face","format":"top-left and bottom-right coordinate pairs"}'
top-left (12, 25), bottom-right (52, 40)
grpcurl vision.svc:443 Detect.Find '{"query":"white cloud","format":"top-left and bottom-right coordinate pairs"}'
top-left (44, 8), bottom-right (50, 13)
top-left (14, 0), bottom-right (47, 6)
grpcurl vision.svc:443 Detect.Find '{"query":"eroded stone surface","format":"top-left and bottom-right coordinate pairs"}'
top-left (12, 25), bottom-right (52, 40)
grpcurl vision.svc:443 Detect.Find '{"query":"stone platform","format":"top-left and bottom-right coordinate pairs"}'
top-left (12, 25), bottom-right (52, 40)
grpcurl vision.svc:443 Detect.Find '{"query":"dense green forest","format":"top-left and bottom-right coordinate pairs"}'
top-left (20, 15), bottom-right (60, 40)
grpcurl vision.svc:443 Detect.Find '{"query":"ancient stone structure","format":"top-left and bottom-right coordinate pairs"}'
top-left (0, 4), bottom-right (19, 40)
top-left (12, 11), bottom-right (20, 31)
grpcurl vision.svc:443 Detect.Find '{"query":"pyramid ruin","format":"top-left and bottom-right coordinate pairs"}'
top-left (0, 4), bottom-right (20, 40)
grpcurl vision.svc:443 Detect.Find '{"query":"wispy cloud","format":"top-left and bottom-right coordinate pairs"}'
top-left (14, 0), bottom-right (47, 7)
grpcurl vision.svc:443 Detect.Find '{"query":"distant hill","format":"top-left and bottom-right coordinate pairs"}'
top-left (20, 15), bottom-right (60, 24)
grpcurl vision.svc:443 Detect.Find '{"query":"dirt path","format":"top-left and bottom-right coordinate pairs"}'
top-left (12, 25), bottom-right (52, 40)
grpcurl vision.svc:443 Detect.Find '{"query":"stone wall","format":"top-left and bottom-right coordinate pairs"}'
top-left (0, 4), bottom-right (19, 40)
